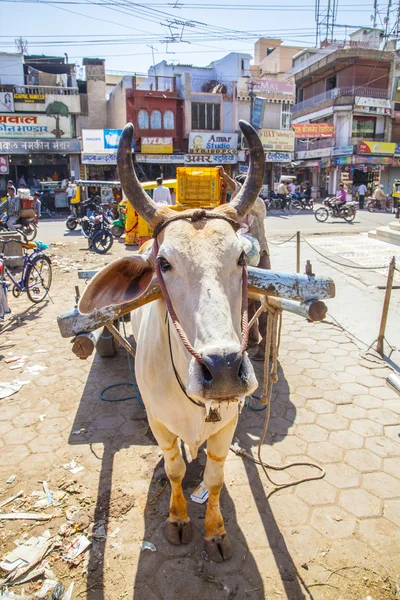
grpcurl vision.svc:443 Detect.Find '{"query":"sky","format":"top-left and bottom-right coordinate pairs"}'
top-left (1, 0), bottom-right (397, 75)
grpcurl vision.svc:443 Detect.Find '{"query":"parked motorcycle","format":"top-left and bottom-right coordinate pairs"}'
top-left (315, 198), bottom-right (356, 223)
top-left (0, 212), bottom-right (38, 241)
top-left (66, 199), bottom-right (101, 232)
top-left (367, 197), bottom-right (392, 213)
top-left (298, 194), bottom-right (314, 210)
top-left (83, 211), bottom-right (114, 254)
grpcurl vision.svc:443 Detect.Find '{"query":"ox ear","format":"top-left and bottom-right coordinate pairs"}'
top-left (78, 254), bottom-right (157, 315)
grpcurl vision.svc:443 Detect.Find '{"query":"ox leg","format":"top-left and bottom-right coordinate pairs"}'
top-left (204, 414), bottom-right (237, 562)
top-left (149, 418), bottom-right (192, 545)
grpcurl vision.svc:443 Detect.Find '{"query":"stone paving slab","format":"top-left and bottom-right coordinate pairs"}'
top-left (0, 241), bottom-right (399, 600)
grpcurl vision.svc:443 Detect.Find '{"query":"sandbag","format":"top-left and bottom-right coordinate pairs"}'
top-left (20, 208), bottom-right (35, 219)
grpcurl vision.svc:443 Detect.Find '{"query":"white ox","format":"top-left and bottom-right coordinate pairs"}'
top-left (79, 121), bottom-right (265, 562)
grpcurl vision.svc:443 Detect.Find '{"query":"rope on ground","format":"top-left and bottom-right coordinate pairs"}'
top-left (300, 235), bottom-right (392, 271)
top-left (99, 319), bottom-right (144, 406)
top-left (232, 297), bottom-right (325, 493)
top-left (268, 233), bottom-right (297, 246)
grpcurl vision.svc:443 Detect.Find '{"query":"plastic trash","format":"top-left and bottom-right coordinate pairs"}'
top-left (61, 583), bottom-right (74, 600)
top-left (190, 481), bottom-right (209, 504)
top-left (63, 460), bottom-right (84, 474)
top-left (6, 475), bottom-right (16, 484)
top-left (51, 583), bottom-right (65, 600)
top-left (140, 541), bottom-right (156, 552)
top-left (35, 579), bottom-right (57, 599)
top-left (63, 535), bottom-right (91, 561)
top-left (0, 381), bottom-right (24, 400)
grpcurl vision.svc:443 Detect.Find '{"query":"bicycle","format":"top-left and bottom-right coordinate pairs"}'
top-left (0, 238), bottom-right (52, 304)
top-left (268, 193), bottom-right (302, 216)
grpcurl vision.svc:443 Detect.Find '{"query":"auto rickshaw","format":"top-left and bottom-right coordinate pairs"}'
top-left (391, 179), bottom-right (400, 218)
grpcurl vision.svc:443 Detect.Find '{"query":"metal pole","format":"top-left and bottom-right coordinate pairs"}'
top-left (296, 231), bottom-right (301, 273)
top-left (376, 256), bottom-right (396, 355)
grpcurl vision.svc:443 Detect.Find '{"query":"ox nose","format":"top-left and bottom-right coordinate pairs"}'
top-left (188, 344), bottom-right (257, 400)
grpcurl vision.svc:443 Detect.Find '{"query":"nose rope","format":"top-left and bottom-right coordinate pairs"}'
top-left (153, 236), bottom-right (249, 364)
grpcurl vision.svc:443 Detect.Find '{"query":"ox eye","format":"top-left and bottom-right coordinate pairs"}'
top-left (158, 256), bottom-right (172, 272)
top-left (237, 251), bottom-right (246, 266)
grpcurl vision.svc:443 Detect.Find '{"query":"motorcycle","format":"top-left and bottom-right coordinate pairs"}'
top-left (314, 198), bottom-right (356, 223)
top-left (111, 202), bottom-right (127, 238)
top-left (83, 211), bottom-right (114, 254)
top-left (66, 198), bottom-right (102, 233)
top-left (298, 194), bottom-right (314, 210)
top-left (0, 212), bottom-right (38, 241)
top-left (367, 197), bottom-right (392, 213)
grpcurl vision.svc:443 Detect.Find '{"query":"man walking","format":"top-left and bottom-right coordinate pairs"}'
top-left (358, 182), bottom-right (367, 209)
top-left (153, 178), bottom-right (171, 205)
top-left (5, 185), bottom-right (20, 231)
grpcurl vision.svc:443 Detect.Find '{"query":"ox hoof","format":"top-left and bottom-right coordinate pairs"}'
top-left (165, 520), bottom-right (193, 545)
top-left (204, 533), bottom-right (233, 563)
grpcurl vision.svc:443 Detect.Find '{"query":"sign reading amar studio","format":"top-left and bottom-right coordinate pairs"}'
top-left (189, 132), bottom-right (238, 153)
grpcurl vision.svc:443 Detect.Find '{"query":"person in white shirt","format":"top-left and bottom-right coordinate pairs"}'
top-left (287, 180), bottom-right (298, 199)
top-left (153, 178), bottom-right (171, 205)
top-left (358, 183), bottom-right (367, 210)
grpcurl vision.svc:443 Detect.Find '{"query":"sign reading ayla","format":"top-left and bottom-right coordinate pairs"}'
top-left (82, 129), bottom-right (133, 153)
top-left (189, 132), bottom-right (238, 153)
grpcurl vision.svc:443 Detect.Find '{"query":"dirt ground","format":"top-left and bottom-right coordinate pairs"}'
top-left (0, 231), bottom-right (399, 600)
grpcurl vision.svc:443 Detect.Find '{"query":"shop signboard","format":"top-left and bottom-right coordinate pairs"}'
top-left (354, 155), bottom-right (393, 165)
top-left (141, 137), bottom-right (173, 154)
top-left (319, 158), bottom-right (330, 168)
top-left (14, 92), bottom-right (45, 104)
top-left (394, 143), bottom-right (400, 156)
top-left (184, 153), bottom-right (237, 165)
top-left (0, 139), bottom-right (81, 153)
top-left (331, 156), bottom-right (352, 166)
top-left (136, 154), bottom-right (184, 164)
top-left (82, 153), bottom-right (117, 165)
top-left (239, 164), bottom-right (249, 174)
top-left (354, 97), bottom-right (392, 116)
top-left (295, 147), bottom-right (331, 159)
top-left (265, 151), bottom-right (291, 163)
top-left (257, 129), bottom-right (295, 152)
top-left (251, 79), bottom-right (294, 95)
top-left (292, 123), bottom-right (334, 138)
top-left (0, 92), bottom-right (14, 113)
top-left (251, 97), bottom-right (266, 129)
top-left (358, 141), bottom-right (395, 155)
top-left (189, 132), bottom-right (238, 153)
top-left (0, 114), bottom-right (72, 138)
top-left (0, 156), bottom-right (9, 174)
top-left (82, 129), bottom-right (130, 153)
top-left (331, 145), bottom-right (353, 156)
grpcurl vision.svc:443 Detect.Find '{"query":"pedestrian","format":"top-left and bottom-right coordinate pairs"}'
top-left (373, 184), bottom-right (387, 210)
top-left (277, 180), bottom-right (289, 209)
top-left (5, 185), bottom-right (20, 231)
top-left (287, 179), bottom-right (298, 199)
top-left (66, 181), bottom-right (77, 213)
top-left (33, 192), bottom-right (41, 218)
top-left (18, 174), bottom-right (26, 187)
top-left (32, 174), bottom-right (39, 188)
top-left (358, 182), bottom-right (367, 209)
top-left (7, 180), bottom-right (16, 194)
top-left (153, 178), bottom-right (171, 205)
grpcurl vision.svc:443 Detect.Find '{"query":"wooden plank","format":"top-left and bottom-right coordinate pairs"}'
top-left (247, 267), bottom-right (335, 301)
top-left (267, 297), bottom-right (328, 322)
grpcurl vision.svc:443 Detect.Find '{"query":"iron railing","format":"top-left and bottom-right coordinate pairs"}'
top-left (294, 86), bottom-right (388, 112)
top-left (10, 84), bottom-right (79, 96)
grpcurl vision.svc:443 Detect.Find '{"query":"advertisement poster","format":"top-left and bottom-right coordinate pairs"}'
top-left (292, 123), bottom-right (335, 138)
top-left (358, 141), bottom-right (396, 155)
top-left (0, 92), bottom-right (14, 113)
top-left (189, 132), bottom-right (238, 153)
top-left (251, 97), bottom-right (266, 129)
top-left (258, 129), bottom-right (295, 152)
top-left (82, 129), bottom-right (130, 153)
top-left (141, 137), bottom-right (173, 154)
top-left (0, 156), bottom-right (9, 174)
top-left (0, 114), bottom-right (72, 138)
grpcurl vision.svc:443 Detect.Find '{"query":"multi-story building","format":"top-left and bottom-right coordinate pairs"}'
top-left (290, 28), bottom-right (397, 196)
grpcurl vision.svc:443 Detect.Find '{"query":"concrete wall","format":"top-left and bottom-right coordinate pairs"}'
top-left (262, 103), bottom-right (282, 128)
top-left (0, 53), bottom-right (24, 85)
top-left (107, 79), bottom-right (127, 129)
top-left (85, 62), bottom-right (107, 130)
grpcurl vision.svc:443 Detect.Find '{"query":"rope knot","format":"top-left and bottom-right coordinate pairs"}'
top-left (189, 209), bottom-right (207, 222)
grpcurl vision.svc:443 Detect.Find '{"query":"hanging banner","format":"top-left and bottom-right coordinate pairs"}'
top-left (251, 97), bottom-right (266, 129)
top-left (0, 92), bottom-right (14, 113)
top-left (141, 137), bottom-right (173, 154)
top-left (189, 132), bottom-right (238, 153)
top-left (292, 123), bottom-right (335, 138)
top-left (257, 129), bottom-right (295, 152)
top-left (0, 114), bottom-right (72, 138)
top-left (0, 156), bottom-right (9, 174)
top-left (358, 141), bottom-right (395, 155)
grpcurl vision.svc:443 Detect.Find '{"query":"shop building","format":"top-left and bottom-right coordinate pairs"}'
top-left (290, 28), bottom-right (396, 196)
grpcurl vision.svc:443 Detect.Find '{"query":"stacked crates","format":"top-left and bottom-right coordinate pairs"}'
top-left (137, 205), bottom-right (186, 246)
top-left (176, 166), bottom-right (223, 208)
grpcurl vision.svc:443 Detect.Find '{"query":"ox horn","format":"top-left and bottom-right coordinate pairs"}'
top-left (229, 121), bottom-right (265, 218)
top-left (117, 123), bottom-right (174, 226)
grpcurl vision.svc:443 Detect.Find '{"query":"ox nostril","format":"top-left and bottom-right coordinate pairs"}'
top-left (201, 362), bottom-right (213, 384)
top-left (238, 357), bottom-right (245, 380)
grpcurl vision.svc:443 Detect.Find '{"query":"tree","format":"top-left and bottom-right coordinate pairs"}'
top-left (45, 101), bottom-right (69, 138)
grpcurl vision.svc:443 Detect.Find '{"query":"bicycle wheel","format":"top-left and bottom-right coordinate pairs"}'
top-left (92, 229), bottom-right (113, 254)
top-left (25, 254), bottom-right (52, 303)
top-left (19, 222), bottom-right (37, 241)
top-left (314, 207), bottom-right (329, 222)
top-left (289, 199), bottom-right (302, 215)
top-left (268, 199), bottom-right (281, 215)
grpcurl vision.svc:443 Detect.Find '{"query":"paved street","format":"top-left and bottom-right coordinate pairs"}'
top-left (0, 233), bottom-right (399, 600)
top-left (36, 208), bottom-right (395, 244)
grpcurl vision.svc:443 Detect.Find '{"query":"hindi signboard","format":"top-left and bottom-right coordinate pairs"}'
top-left (0, 114), bottom-right (72, 138)
top-left (292, 123), bottom-right (335, 138)
top-left (257, 129), bottom-right (295, 152)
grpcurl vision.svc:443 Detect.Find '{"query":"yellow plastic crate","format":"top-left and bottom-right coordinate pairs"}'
top-left (176, 166), bottom-right (223, 206)
top-left (137, 205), bottom-right (186, 239)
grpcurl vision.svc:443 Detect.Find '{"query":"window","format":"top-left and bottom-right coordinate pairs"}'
top-left (138, 109), bottom-right (149, 129)
top-left (326, 75), bottom-right (337, 91)
top-left (281, 102), bottom-right (292, 130)
top-left (192, 102), bottom-right (220, 130)
top-left (150, 109), bottom-right (162, 129)
top-left (296, 88), bottom-right (304, 104)
top-left (163, 110), bottom-right (175, 130)
top-left (352, 116), bottom-right (376, 138)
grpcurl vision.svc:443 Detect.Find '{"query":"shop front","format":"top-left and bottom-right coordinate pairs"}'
top-left (256, 129), bottom-right (295, 191)
top-left (138, 137), bottom-right (181, 180)
top-left (295, 147), bottom-right (331, 195)
top-left (81, 129), bottom-right (130, 180)
top-left (0, 114), bottom-right (81, 187)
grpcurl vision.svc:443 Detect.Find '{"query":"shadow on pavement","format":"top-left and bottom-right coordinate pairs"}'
top-left (67, 338), bottom-right (309, 599)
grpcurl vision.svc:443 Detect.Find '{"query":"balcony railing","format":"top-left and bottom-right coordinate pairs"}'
top-left (12, 84), bottom-right (79, 96)
top-left (294, 86), bottom-right (388, 112)
top-left (295, 138), bottom-right (333, 152)
top-left (351, 133), bottom-right (385, 143)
